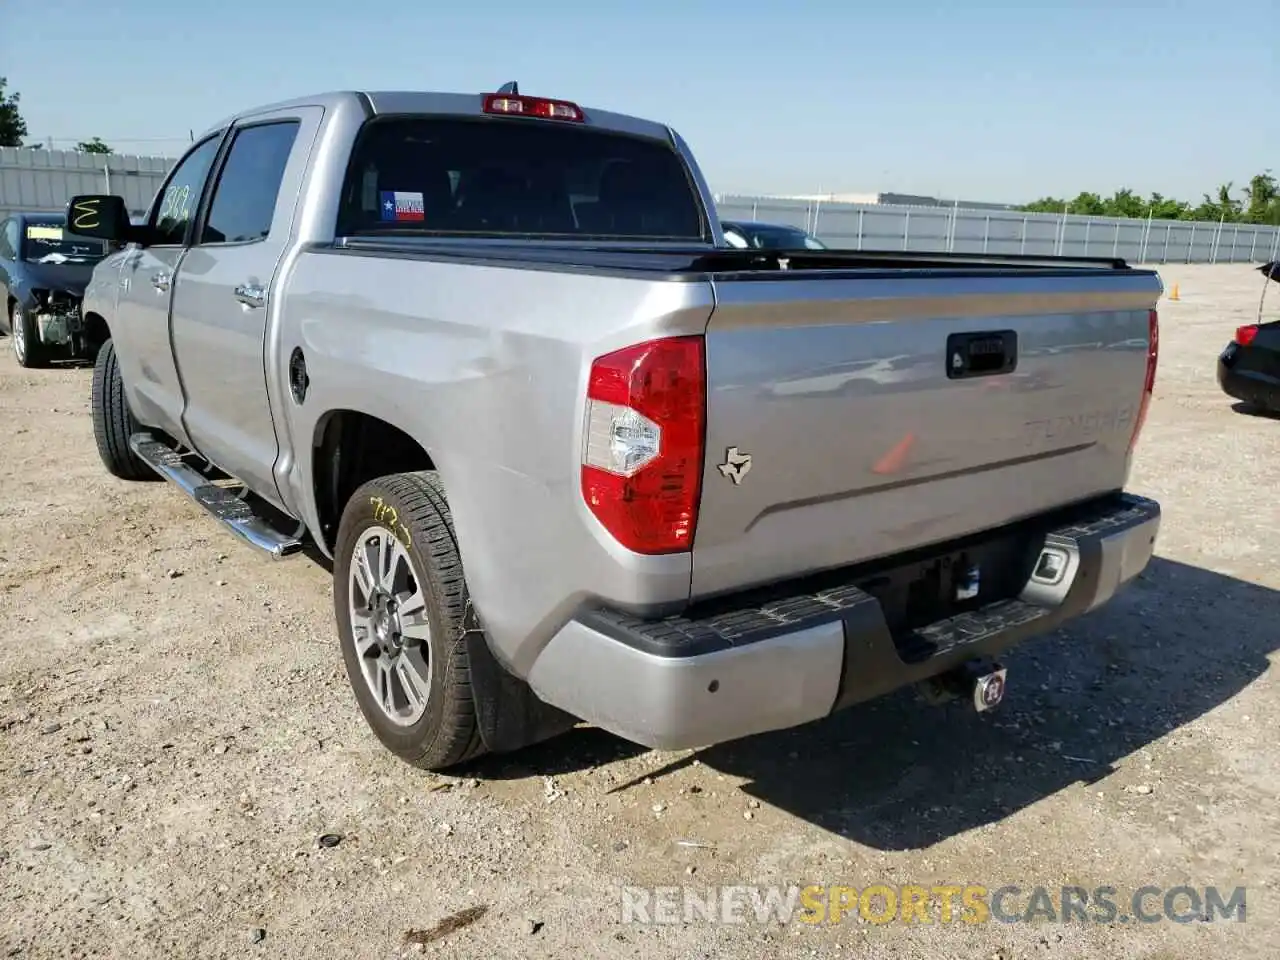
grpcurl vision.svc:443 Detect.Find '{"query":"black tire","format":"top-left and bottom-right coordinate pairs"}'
top-left (91, 338), bottom-right (156, 481)
top-left (10, 301), bottom-right (50, 368)
top-left (334, 471), bottom-right (487, 771)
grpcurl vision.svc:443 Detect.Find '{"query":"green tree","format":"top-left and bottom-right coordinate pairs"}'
top-left (1020, 174), bottom-right (1280, 224)
top-left (1190, 183), bottom-right (1242, 223)
top-left (1243, 171), bottom-right (1280, 225)
top-left (75, 137), bottom-right (113, 155)
top-left (1021, 196), bottom-right (1068, 214)
top-left (1103, 189), bottom-right (1147, 219)
top-left (1068, 192), bottom-right (1106, 215)
top-left (0, 76), bottom-right (29, 147)
top-left (1146, 193), bottom-right (1191, 221)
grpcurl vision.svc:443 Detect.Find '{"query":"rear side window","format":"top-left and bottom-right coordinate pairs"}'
top-left (202, 121), bottom-right (300, 244)
top-left (337, 116), bottom-right (706, 241)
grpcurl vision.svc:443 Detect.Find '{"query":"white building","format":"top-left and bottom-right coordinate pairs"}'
top-left (748, 191), bottom-right (1018, 211)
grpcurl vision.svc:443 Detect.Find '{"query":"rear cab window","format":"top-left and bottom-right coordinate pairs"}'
top-left (337, 115), bottom-right (708, 242)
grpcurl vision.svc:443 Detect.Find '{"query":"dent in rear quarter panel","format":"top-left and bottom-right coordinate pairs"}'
top-left (277, 250), bottom-right (716, 675)
top-left (691, 270), bottom-right (1163, 598)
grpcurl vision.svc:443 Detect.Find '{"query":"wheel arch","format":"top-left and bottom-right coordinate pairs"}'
top-left (312, 408), bottom-right (578, 757)
top-left (310, 408), bottom-right (438, 555)
top-left (82, 310), bottom-right (111, 350)
top-left (8, 290), bottom-right (36, 314)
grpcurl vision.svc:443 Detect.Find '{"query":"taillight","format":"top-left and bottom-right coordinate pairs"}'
top-left (581, 337), bottom-right (705, 554)
top-left (1235, 324), bottom-right (1258, 346)
top-left (482, 93), bottom-right (584, 122)
top-left (1128, 309), bottom-right (1159, 454)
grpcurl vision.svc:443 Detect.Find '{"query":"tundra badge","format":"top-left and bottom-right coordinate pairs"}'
top-left (717, 446), bottom-right (752, 485)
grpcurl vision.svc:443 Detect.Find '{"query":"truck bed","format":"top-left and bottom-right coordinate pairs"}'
top-left (329, 236), bottom-right (1160, 598)
top-left (334, 235), bottom-right (1136, 276)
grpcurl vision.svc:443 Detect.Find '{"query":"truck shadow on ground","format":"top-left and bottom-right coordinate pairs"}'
top-left (1231, 401), bottom-right (1280, 420)
top-left (489, 556), bottom-right (1277, 851)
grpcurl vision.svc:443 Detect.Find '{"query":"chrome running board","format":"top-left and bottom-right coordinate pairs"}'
top-left (129, 432), bottom-right (305, 558)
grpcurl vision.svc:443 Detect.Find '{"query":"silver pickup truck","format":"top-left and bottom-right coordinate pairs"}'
top-left (65, 86), bottom-right (1163, 771)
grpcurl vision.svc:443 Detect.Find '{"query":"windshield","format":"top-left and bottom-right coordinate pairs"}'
top-left (22, 224), bottom-right (108, 264)
top-left (730, 223), bottom-right (826, 250)
top-left (339, 116), bottom-right (707, 241)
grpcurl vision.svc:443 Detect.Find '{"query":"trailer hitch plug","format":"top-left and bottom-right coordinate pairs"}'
top-left (915, 657), bottom-right (1007, 712)
top-left (972, 663), bottom-right (1007, 712)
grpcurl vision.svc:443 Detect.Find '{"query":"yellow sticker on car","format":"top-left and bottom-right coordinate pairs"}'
top-left (26, 226), bottom-right (64, 240)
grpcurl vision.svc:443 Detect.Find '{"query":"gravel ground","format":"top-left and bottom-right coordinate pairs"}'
top-left (2, 263), bottom-right (1278, 960)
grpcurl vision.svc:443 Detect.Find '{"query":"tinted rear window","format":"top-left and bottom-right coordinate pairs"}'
top-left (337, 116), bottom-right (706, 241)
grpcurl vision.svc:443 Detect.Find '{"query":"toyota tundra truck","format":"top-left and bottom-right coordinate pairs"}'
top-left (64, 85), bottom-right (1162, 771)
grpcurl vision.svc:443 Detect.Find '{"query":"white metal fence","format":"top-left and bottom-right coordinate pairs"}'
top-left (716, 195), bottom-right (1280, 264)
top-left (4, 147), bottom-right (1276, 265)
top-left (0, 147), bottom-right (172, 221)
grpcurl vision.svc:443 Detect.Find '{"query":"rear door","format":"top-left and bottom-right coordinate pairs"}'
top-left (691, 268), bottom-right (1161, 597)
top-left (169, 110), bottom-right (316, 507)
top-left (113, 134), bottom-right (224, 444)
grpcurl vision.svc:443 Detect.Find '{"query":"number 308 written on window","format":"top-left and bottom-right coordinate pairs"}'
top-left (158, 184), bottom-right (193, 224)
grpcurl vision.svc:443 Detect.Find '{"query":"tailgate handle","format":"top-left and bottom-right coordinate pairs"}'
top-left (946, 330), bottom-right (1018, 379)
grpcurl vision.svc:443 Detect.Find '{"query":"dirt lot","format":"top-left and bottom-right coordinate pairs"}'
top-left (2, 263), bottom-right (1277, 960)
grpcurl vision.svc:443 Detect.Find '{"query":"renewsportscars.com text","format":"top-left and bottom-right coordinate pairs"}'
top-left (619, 884), bottom-right (1246, 926)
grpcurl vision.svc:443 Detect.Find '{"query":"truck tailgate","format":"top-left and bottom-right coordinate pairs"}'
top-left (691, 268), bottom-right (1161, 598)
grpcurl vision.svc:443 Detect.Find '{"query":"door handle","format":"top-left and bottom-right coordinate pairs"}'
top-left (234, 283), bottom-right (266, 309)
top-left (151, 272), bottom-right (171, 292)
top-left (946, 330), bottom-right (1018, 379)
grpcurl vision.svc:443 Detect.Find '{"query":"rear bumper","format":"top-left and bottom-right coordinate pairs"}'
top-left (526, 492), bottom-right (1161, 751)
top-left (1218, 348), bottom-right (1280, 409)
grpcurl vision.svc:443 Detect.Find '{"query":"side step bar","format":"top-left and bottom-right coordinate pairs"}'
top-left (129, 433), bottom-right (305, 558)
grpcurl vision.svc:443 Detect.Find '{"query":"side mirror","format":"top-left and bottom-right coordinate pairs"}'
top-left (64, 195), bottom-right (133, 245)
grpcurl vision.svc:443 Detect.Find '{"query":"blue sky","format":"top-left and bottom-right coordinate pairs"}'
top-left (5, 0), bottom-right (1276, 204)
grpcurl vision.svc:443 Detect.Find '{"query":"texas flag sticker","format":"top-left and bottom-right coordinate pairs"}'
top-left (379, 190), bottom-right (425, 222)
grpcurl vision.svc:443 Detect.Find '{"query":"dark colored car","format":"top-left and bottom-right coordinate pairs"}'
top-left (1217, 261), bottom-right (1280, 413)
top-left (0, 212), bottom-right (109, 367)
top-left (721, 219), bottom-right (827, 250)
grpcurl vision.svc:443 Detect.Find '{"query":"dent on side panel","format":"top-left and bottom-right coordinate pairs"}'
top-left (278, 250), bottom-right (716, 675)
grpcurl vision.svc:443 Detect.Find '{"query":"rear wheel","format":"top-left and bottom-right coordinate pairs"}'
top-left (333, 471), bottom-right (487, 771)
top-left (10, 302), bottom-right (49, 368)
top-left (91, 338), bottom-right (156, 480)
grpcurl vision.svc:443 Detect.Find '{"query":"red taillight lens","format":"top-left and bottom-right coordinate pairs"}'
top-left (1128, 309), bottom-right (1159, 454)
top-left (1235, 324), bottom-right (1258, 346)
top-left (482, 93), bottom-right (584, 122)
top-left (581, 336), bottom-right (705, 554)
